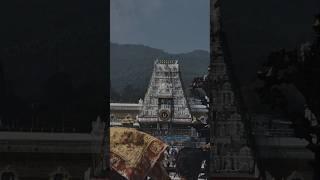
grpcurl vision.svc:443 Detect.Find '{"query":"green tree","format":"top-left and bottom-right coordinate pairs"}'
top-left (110, 87), bottom-right (121, 102)
top-left (120, 84), bottom-right (144, 103)
top-left (257, 14), bottom-right (320, 180)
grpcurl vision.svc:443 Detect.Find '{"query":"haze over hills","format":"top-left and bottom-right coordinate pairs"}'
top-left (110, 42), bottom-right (306, 114)
top-left (109, 42), bottom-right (271, 111)
top-left (110, 42), bottom-right (210, 101)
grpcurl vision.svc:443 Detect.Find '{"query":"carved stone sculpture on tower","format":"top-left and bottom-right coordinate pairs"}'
top-left (208, 0), bottom-right (257, 177)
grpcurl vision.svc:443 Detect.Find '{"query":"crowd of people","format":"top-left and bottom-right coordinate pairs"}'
top-left (163, 146), bottom-right (179, 168)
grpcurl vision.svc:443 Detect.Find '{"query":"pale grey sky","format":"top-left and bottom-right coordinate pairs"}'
top-left (111, 0), bottom-right (210, 53)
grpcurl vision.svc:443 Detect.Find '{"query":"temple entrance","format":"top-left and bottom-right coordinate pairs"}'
top-left (1, 172), bottom-right (15, 180)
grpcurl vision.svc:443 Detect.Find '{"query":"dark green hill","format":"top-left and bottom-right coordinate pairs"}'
top-left (110, 43), bottom-right (210, 101)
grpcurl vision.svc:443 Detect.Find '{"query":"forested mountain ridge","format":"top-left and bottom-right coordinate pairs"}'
top-left (110, 43), bottom-right (210, 102)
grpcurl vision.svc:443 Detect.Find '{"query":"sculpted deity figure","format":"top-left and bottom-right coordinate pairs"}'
top-left (224, 153), bottom-right (232, 171)
top-left (214, 157), bottom-right (221, 170)
top-left (239, 146), bottom-right (254, 172)
top-left (138, 98), bottom-right (143, 105)
top-left (219, 124), bottom-right (225, 137)
top-left (159, 83), bottom-right (166, 93)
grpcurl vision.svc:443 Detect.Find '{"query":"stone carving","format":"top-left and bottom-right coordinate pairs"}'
top-left (219, 124), bottom-right (225, 137)
top-left (236, 123), bottom-right (242, 136)
top-left (214, 157), bottom-right (221, 170)
top-left (287, 171), bottom-right (304, 180)
top-left (49, 167), bottom-right (70, 180)
top-left (209, 0), bottom-right (256, 176)
top-left (238, 146), bottom-right (254, 172)
top-left (224, 153), bottom-right (233, 171)
top-left (230, 124), bottom-right (237, 136)
top-left (91, 116), bottom-right (105, 136)
top-left (304, 105), bottom-right (318, 127)
top-left (158, 82), bottom-right (172, 95)
top-left (233, 153), bottom-right (239, 171)
top-left (240, 146), bottom-right (251, 156)
top-left (0, 165), bottom-right (18, 180)
top-left (199, 116), bottom-right (207, 124)
top-left (139, 98), bottom-right (143, 105)
top-left (265, 171), bottom-right (275, 180)
top-left (184, 108), bottom-right (189, 116)
top-left (138, 60), bottom-right (192, 124)
top-left (223, 82), bottom-right (231, 90)
top-left (239, 161), bottom-right (249, 172)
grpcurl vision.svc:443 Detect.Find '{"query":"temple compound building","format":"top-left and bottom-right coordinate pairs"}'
top-left (110, 59), bottom-right (208, 148)
top-left (0, 1), bottom-right (315, 178)
top-left (138, 60), bottom-right (198, 143)
top-left (0, 117), bottom-right (105, 180)
top-left (109, 60), bottom-right (208, 177)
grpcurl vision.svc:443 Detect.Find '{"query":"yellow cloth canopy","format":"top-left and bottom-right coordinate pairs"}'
top-left (110, 127), bottom-right (169, 180)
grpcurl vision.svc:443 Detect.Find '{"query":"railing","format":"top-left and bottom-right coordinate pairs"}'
top-left (139, 128), bottom-right (192, 136)
top-left (253, 129), bottom-right (295, 137)
top-left (0, 127), bottom-right (83, 133)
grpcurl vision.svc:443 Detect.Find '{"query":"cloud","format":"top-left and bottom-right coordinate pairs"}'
top-left (111, 0), bottom-right (163, 43)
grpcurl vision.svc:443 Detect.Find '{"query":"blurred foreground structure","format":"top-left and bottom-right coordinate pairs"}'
top-left (0, 1), bottom-right (318, 179)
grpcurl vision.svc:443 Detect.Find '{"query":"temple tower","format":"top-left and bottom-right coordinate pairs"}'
top-left (138, 60), bottom-right (193, 138)
top-left (208, 0), bottom-right (258, 178)
top-left (0, 60), bottom-right (5, 123)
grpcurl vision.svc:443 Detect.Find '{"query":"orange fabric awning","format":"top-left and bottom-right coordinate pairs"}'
top-left (110, 127), bottom-right (169, 180)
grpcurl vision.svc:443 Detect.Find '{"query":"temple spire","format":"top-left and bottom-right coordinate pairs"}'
top-left (210, 0), bottom-right (225, 67)
top-left (208, 0), bottom-right (258, 178)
